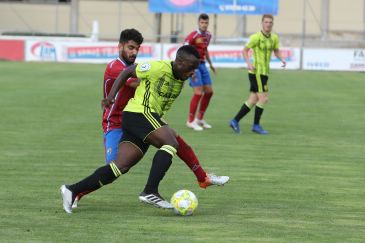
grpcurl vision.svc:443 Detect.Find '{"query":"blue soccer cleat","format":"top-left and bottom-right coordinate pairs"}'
top-left (252, 124), bottom-right (268, 135)
top-left (229, 119), bottom-right (240, 134)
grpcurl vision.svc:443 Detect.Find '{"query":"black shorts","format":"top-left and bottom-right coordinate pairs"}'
top-left (248, 73), bottom-right (269, 93)
top-left (120, 111), bottom-right (167, 154)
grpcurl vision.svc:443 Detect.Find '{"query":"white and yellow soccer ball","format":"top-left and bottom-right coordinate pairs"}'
top-left (170, 190), bottom-right (198, 216)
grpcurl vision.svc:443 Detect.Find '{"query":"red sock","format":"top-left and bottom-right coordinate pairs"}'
top-left (188, 94), bottom-right (202, 122)
top-left (197, 92), bottom-right (213, 120)
top-left (176, 135), bottom-right (207, 182)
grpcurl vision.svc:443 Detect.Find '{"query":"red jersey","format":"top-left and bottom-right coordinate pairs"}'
top-left (184, 29), bottom-right (212, 61)
top-left (102, 57), bottom-right (136, 133)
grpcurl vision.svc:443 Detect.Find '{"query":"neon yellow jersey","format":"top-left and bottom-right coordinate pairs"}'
top-left (246, 31), bottom-right (279, 76)
top-left (124, 60), bottom-right (184, 117)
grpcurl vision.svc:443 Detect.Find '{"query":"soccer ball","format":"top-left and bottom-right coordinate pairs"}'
top-left (170, 190), bottom-right (198, 216)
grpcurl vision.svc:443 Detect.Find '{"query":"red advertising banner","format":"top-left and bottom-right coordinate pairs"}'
top-left (0, 40), bottom-right (24, 61)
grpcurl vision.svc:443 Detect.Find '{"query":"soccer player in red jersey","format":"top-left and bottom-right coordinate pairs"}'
top-left (184, 13), bottom-right (216, 131)
top-left (71, 29), bottom-right (229, 209)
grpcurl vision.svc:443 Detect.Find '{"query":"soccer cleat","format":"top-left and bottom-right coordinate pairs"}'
top-left (199, 174), bottom-right (230, 189)
top-left (186, 119), bottom-right (203, 131)
top-left (252, 124), bottom-right (268, 135)
top-left (72, 195), bottom-right (80, 209)
top-left (138, 192), bottom-right (174, 209)
top-left (60, 185), bottom-right (74, 214)
top-left (197, 119), bottom-right (212, 129)
top-left (229, 119), bottom-right (240, 134)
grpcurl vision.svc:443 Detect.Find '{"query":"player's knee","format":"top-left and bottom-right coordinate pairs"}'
top-left (170, 139), bottom-right (179, 150)
top-left (205, 90), bottom-right (213, 96)
top-left (203, 86), bottom-right (213, 94)
top-left (113, 158), bottom-right (137, 175)
top-left (113, 162), bottom-right (130, 174)
top-left (261, 96), bottom-right (269, 104)
top-left (194, 90), bottom-right (203, 95)
top-left (247, 98), bottom-right (257, 106)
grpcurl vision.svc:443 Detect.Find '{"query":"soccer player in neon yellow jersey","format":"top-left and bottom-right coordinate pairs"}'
top-left (229, 14), bottom-right (286, 135)
top-left (60, 46), bottom-right (203, 213)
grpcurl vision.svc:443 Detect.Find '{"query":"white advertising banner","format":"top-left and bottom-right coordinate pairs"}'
top-left (26, 40), bottom-right (65, 62)
top-left (162, 44), bottom-right (300, 69)
top-left (63, 42), bottom-right (161, 64)
top-left (25, 40), bottom-right (161, 63)
top-left (21, 38), bottom-right (365, 72)
top-left (303, 49), bottom-right (365, 71)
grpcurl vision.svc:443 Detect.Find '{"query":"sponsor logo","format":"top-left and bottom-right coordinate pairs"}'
top-left (219, 4), bottom-right (256, 12)
top-left (67, 45), bottom-right (154, 59)
top-left (351, 50), bottom-right (365, 70)
top-left (67, 46), bottom-right (118, 59)
top-left (195, 37), bottom-right (205, 44)
top-left (277, 49), bottom-right (294, 61)
top-left (169, 0), bottom-right (196, 7)
top-left (139, 62), bottom-right (151, 72)
top-left (31, 42), bottom-right (57, 60)
top-left (138, 45), bottom-right (154, 58)
top-left (167, 45), bottom-right (179, 59)
top-left (306, 62), bottom-right (330, 69)
top-left (350, 63), bottom-right (365, 70)
top-left (210, 50), bottom-right (243, 63)
top-left (353, 49), bottom-right (365, 61)
top-left (209, 49), bottom-right (294, 63)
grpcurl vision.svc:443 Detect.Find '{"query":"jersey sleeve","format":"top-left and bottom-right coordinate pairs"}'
top-left (246, 33), bottom-right (259, 49)
top-left (184, 32), bottom-right (195, 45)
top-left (135, 62), bottom-right (153, 81)
top-left (126, 77), bottom-right (139, 86)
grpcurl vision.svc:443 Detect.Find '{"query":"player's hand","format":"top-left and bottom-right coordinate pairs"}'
top-left (281, 60), bottom-right (287, 68)
top-left (247, 63), bottom-right (255, 71)
top-left (101, 98), bottom-right (115, 110)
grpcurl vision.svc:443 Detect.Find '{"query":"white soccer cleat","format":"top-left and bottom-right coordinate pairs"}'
top-left (60, 185), bottom-right (74, 214)
top-left (186, 119), bottom-right (203, 131)
top-left (199, 174), bottom-right (230, 189)
top-left (139, 192), bottom-right (174, 209)
top-left (197, 119), bottom-right (212, 129)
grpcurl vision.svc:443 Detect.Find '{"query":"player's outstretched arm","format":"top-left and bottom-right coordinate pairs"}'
top-left (101, 64), bottom-right (137, 109)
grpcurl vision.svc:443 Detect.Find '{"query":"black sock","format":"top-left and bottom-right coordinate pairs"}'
top-left (234, 103), bottom-right (251, 122)
top-left (254, 106), bottom-right (264, 125)
top-left (68, 163), bottom-right (121, 196)
top-left (143, 150), bottom-right (173, 194)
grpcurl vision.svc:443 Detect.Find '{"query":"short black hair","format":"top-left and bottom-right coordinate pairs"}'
top-left (176, 45), bottom-right (200, 60)
top-left (198, 13), bottom-right (209, 21)
top-left (119, 28), bottom-right (143, 44)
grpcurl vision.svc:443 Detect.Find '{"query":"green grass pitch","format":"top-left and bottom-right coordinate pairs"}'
top-left (0, 61), bottom-right (364, 242)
